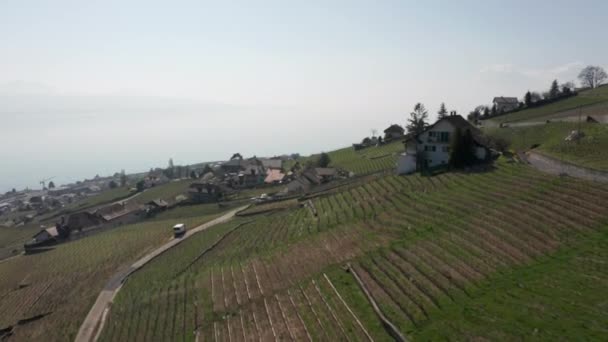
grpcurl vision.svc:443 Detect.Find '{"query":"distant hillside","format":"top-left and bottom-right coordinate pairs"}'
top-left (483, 85), bottom-right (608, 125)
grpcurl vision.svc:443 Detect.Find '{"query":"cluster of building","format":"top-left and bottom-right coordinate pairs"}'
top-left (187, 154), bottom-right (344, 203)
top-left (0, 176), bottom-right (121, 227)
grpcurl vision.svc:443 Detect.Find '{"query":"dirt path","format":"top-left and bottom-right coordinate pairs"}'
top-left (74, 205), bottom-right (248, 342)
top-left (523, 150), bottom-right (608, 183)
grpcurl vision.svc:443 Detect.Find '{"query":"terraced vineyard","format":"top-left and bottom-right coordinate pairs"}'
top-left (99, 159), bottom-right (608, 341)
top-left (0, 211), bottom-right (227, 341)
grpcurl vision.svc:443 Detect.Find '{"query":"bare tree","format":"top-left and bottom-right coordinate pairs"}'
top-left (578, 65), bottom-right (607, 89)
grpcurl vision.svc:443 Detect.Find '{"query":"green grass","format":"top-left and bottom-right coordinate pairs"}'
top-left (133, 179), bottom-right (192, 204)
top-left (485, 85), bottom-right (608, 124)
top-left (412, 226), bottom-right (608, 340)
top-left (485, 122), bottom-right (608, 171)
top-left (290, 140), bottom-right (404, 176)
top-left (0, 224), bottom-right (41, 260)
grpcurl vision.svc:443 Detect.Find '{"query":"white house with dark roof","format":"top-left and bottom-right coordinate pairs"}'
top-left (493, 96), bottom-right (519, 112)
top-left (397, 115), bottom-right (489, 174)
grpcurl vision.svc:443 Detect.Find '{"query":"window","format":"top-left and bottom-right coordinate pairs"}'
top-left (424, 145), bottom-right (436, 152)
top-left (442, 146), bottom-right (450, 152)
top-left (428, 131), bottom-right (436, 137)
top-left (439, 132), bottom-right (450, 142)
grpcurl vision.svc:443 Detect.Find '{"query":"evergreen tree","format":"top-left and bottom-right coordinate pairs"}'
top-left (524, 91), bottom-right (532, 106)
top-left (449, 128), bottom-right (476, 169)
top-left (120, 169), bottom-right (127, 187)
top-left (549, 79), bottom-right (560, 99)
top-left (48, 181), bottom-right (55, 189)
top-left (482, 106), bottom-right (490, 118)
top-left (317, 153), bottom-right (331, 168)
top-left (406, 103), bottom-right (429, 135)
top-left (437, 102), bottom-right (448, 119)
top-left (491, 103), bottom-right (497, 116)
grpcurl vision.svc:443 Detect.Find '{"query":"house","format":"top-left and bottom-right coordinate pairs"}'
top-left (260, 158), bottom-right (283, 170)
top-left (384, 124), bottom-right (405, 141)
top-left (313, 168), bottom-right (337, 183)
top-left (264, 169), bottom-right (285, 184)
top-left (492, 97), bottom-right (519, 113)
top-left (66, 211), bottom-right (102, 232)
top-left (188, 182), bottom-right (224, 203)
top-left (24, 219), bottom-right (71, 252)
top-left (146, 199), bottom-right (169, 213)
top-left (397, 115), bottom-right (489, 174)
top-left (95, 202), bottom-right (143, 224)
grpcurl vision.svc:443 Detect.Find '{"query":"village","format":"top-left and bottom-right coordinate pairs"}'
top-left (0, 104), bottom-right (509, 256)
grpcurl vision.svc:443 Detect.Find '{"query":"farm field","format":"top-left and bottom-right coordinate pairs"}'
top-left (483, 85), bottom-right (608, 124)
top-left (0, 211), bottom-right (227, 341)
top-left (98, 158), bottom-right (608, 341)
top-left (485, 122), bottom-right (608, 171)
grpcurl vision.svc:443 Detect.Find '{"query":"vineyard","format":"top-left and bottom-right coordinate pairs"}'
top-left (0, 211), bottom-right (226, 341)
top-left (98, 158), bottom-right (608, 341)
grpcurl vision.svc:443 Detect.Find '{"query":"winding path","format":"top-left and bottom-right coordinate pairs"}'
top-left (522, 150), bottom-right (608, 183)
top-left (75, 205), bottom-right (248, 342)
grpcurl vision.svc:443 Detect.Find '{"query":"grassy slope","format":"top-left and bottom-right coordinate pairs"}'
top-left (0, 224), bottom-right (41, 260)
top-left (0, 209), bottom-right (229, 341)
top-left (98, 156), bottom-right (608, 341)
top-left (413, 227), bottom-right (608, 340)
top-left (287, 140), bottom-right (404, 176)
top-left (484, 85), bottom-right (608, 124)
top-left (485, 122), bottom-right (608, 171)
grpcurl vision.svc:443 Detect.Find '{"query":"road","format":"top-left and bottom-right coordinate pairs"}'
top-left (523, 150), bottom-right (608, 183)
top-left (74, 205), bottom-right (248, 342)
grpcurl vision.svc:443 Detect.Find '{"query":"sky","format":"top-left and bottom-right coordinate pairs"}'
top-left (1, 0), bottom-right (607, 192)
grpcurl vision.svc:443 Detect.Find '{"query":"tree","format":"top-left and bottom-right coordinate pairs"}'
top-left (524, 91), bottom-right (532, 107)
top-left (437, 102), bottom-right (448, 119)
top-left (120, 169), bottom-right (127, 187)
top-left (108, 180), bottom-right (118, 189)
top-left (317, 153), bottom-right (331, 168)
top-left (371, 129), bottom-right (378, 137)
top-left (48, 181), bottom-right (55, 189)
top-left (11, 188), bottom-right (16, 193)
top-left (482, 106), bottom-right (490, 118)
top-left (406, 103), bottom-right (429, 135)
top-left (136, 180), bottom-right (145, 192)
top-left (530, 92), bottom-right (542, 103)
top-left (549, 79), bottom-right (560, 99)
top-left (491, 103), bottom-right (497, 116)
top-left (230, 153), bottom-right (243, 160)
top-left (190, 170), bottom-right (197, 179)
top-left (449, 128), bottom-right (476, 169)
top-left (578, 65), bottom-right (607, 89)
top-left (561, 81), bottom-right (575, 95)
top-left (202, 164), bottom-right (213, 175)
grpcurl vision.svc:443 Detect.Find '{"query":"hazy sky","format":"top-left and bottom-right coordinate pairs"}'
top-left (1, 0), bottom-right (607, 192)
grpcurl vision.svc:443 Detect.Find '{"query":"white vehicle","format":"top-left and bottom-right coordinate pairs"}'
top-left (173, 223), bottom-right (186, 237)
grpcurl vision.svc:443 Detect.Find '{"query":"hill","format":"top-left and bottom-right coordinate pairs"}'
top-left (0, 203), bottom-right (232, 341)
top-left (96, 158), bottom-right (608, 341)
top-left (485, 122), bottom-right (608, 171)
top-left (483, 85), bottom-right (608, 125)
